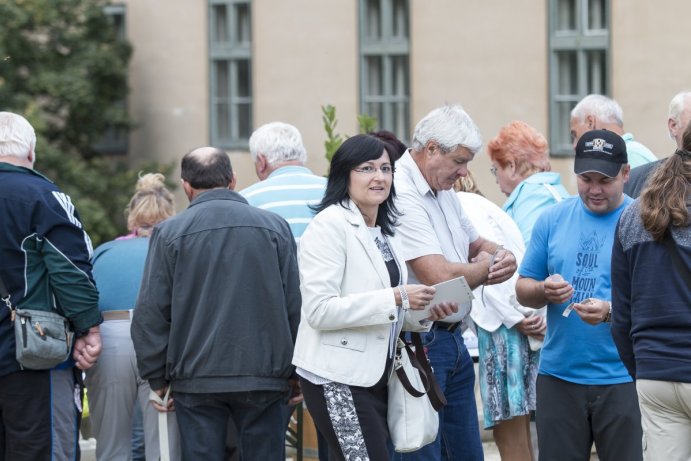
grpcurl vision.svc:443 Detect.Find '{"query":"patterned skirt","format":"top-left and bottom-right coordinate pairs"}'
top-left (477, 324), bottom-right (539, 429)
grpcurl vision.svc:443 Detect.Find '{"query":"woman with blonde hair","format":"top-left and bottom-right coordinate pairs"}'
top-left (611, 122), bottom-right (691, 461)
top-left (86, 173), bottom-right (181, 460)
top-left (487, 121), bottom-right (569, 246)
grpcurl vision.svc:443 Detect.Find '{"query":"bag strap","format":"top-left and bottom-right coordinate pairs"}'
top-left (543, 183), bottom-right (564, 203)
top-left (0, 274), bottom-right (16, 320)
top-left (410, 332), bottom-right (447, 411)
top-left (394, 341), bottom-right (431, 398)
top-left (663, 227), bottom-right (691, 283)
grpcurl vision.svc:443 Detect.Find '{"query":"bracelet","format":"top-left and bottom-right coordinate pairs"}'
top-left (398, 285), bottom-right (410, 311)
top-left (603, 301), bottom-right (612, 323)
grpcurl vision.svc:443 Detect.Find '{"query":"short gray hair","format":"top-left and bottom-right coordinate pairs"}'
top-left (668, 91), bottom-right (691, 122)
top-left (570, 94), bottom-right (624, 127)
top-left (249, 122), bottom-right (307, 165)
top-left (0, 112), bottom-right (36, 162)
top-left (412, 105), bottom-right (483, 154)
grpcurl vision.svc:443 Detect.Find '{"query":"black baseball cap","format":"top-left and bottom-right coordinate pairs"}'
top-left (574, 129), bottom-right (628, 178)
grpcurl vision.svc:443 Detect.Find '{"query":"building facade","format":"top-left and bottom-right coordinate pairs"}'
top-left (118, 0), bottom-right (691, 206)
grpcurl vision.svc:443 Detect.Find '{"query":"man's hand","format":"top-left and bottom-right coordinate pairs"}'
top-left (150, 386), bottom-right (175, 412)
top-left (485, 248), bottom-right (517, 285)
top-left (426, 301), bottom-right (458, 321)
top-left (573, 298), bottom-right (610, 326)
top-left (287, 378), bottom-right (303, 406)
top-left (543, 274), bottom-right (573, 305)
top-left (73, 326), bottom-right (102, 370)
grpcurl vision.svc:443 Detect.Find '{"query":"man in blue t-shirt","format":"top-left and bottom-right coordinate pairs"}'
top-left (516, 129), bottom-right (642, 461)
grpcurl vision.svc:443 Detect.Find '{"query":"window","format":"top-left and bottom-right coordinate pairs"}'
top-left (93, 4), bottom-right (128, 155)
top-left (359, 0), bottom-right (410, 141)
top-left (209, 0), bottom-right (252, 149)
top-left (549, 0), bottom-right (610, 155)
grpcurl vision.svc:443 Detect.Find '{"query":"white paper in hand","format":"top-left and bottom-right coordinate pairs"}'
top-left (407, 276), bottom-right (475, 324)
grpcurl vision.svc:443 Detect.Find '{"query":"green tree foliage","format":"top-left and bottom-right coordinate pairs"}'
top-left (0, 0), bottom-right (172, 245)
top-left (321, 104), bottom-right (379, 164)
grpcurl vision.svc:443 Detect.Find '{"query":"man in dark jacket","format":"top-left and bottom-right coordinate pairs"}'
top-left (131, 146), bottom-right (301, 460)
top-left (0, 111), bottom-right (103, 460)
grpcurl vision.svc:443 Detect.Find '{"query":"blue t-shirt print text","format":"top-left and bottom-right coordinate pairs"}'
top-left (570, 230), bottom-right (607, 304)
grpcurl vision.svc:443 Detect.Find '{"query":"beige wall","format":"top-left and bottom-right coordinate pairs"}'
top-left (411, 1), bottom-right (552, 204)
top-left (236, 0), bottom-right (359, 190)
top-left (122, 1), bottom-right (691, 209)
top-left (611, 0), bottom-right (691, 158)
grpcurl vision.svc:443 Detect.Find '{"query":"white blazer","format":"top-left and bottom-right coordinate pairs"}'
top-left (292, 200), bottom-right (428, 387)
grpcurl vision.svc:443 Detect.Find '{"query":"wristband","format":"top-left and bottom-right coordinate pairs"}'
top-left (398, 285), bottom-right (410, 310)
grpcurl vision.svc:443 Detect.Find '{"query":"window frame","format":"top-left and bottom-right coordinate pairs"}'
top-left (358, 0), bottom-right (410, 142)
top-left (93, 3), bottom-right (129, 156)
top-left (548, 0), bottom-right (611, 156)
top-left (209, 0), bottom-right (253, 150)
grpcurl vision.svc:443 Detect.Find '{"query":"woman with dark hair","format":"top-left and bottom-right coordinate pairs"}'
top-left (611, 121), bottom-right (691, 461)
top-left (292, 134), bottom-right (453, 460)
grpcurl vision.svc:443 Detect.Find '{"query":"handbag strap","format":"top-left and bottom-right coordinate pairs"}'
top-left (409, 332), bottom-right (447, 411)
top-left (663, 227), bottom-right (691, 283)
top-left (394, 341), bottom-right (431, 398)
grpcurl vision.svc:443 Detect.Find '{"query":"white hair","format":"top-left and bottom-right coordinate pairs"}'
top-left (570, 94), bottom-right (624, 127)
top-left (0, 112), bottom-right (36, 163)
top-left (248, 122), bottom-right (307, 165)
top-left (668, 91), bottom-right (691, 121)
top-left (412, 104), bottom-right (483, 154)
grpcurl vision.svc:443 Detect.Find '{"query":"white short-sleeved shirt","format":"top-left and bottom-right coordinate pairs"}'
top-left (394, 151), bottom-right (479, 284)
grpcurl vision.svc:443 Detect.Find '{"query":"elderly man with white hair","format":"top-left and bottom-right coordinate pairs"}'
top-left (240, 121), bottom-right (326, 244)
top-left (0, 111), bottom-right (102, 461)
top-left (625, 90), bottom-right (691, 198)
top-left (570, 94), bottom-right (657, 169)
top-left (393, 105), bottom-right (517, 461)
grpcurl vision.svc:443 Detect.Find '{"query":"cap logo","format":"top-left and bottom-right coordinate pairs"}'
top-left (586, 138), bottom-right (613, 154)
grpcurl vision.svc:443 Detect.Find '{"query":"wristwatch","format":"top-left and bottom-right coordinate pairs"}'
top-left (602, 301), bottom-right (612, 323)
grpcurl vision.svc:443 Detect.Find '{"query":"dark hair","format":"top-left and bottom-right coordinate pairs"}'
top-left (315, 134), bottom-right (401, 236)
top-left (369, 130), bottom-right (408, 161)
top-left (181, 147), bottom-right (233, 189)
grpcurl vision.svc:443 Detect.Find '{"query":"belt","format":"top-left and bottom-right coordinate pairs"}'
top-left (102, 310), bottom-right (132, 321)
top-left (432, 321), bottom-right (462, 333)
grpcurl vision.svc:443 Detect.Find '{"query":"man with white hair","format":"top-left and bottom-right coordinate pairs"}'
top-left (394, 105), bottom-right (518, 461)
top-left (0, 112), bottom-right (103, 460)
top-left (570, 94), bottom-right (657, 169)
top-left (625, 90), bottom-right (691, 198)
top-left (240, 122), bottom-right (326, 243)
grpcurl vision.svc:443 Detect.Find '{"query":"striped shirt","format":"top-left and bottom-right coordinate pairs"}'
top-left (239, 166), bottom-right (326, 242)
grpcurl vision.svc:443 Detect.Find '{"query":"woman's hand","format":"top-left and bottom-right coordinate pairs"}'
top-left (517, 315), bottom-right (546, 340)
top-left (404, 284), bottom-right (436, 309)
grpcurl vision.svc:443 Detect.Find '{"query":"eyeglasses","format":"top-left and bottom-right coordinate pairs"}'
top-left (490, 165), bottom-right (498, 177)
top-left (353, 165), bottom-right (394, 175)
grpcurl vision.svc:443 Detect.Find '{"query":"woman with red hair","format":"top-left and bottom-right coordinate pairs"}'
top-left (487, 121), bottom-right (569, 246)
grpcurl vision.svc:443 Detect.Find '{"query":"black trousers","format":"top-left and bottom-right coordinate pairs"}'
top-left (0, 370), bottom-right (53, 461)
top-left (536, 374), bottom-right (642, 461)
top-left (301, 369), bottom-right (391, 461)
